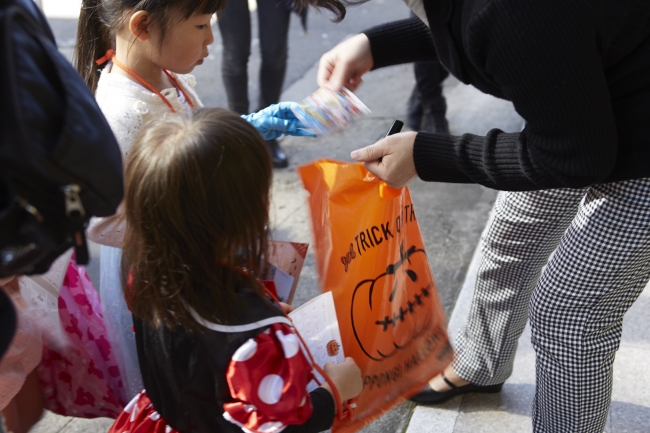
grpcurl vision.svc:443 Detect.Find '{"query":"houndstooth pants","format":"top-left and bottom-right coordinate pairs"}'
top-left (452, 178), bottom-right (650, 432)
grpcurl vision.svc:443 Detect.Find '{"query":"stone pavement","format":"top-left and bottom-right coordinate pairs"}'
top-left (31, 1), bottom-right (649, 432)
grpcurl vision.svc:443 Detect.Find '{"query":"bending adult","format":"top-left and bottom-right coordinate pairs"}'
top-left (317, 1), bottom-right (650, 432)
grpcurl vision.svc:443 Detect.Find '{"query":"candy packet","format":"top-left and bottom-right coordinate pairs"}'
top-left (292, 87), bottom-right (371, 136)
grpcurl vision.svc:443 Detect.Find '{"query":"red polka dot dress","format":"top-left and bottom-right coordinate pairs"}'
top-left (108, 289), bottom-right (335, 433)
top-left (223, 323), bottom-right (314, 432)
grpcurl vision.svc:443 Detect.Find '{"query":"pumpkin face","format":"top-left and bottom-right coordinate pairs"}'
top-left (327, 340), bottom-right (340, 356)
top-left (350, 242), bottom-right (433, 361)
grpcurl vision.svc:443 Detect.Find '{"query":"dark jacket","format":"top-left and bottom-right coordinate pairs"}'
top-left (365, 0), bottom-right (650, 190)
top-left (135, 288), bottom-right (334, 433)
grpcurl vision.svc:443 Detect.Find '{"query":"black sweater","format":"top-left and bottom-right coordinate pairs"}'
top-left (364, 0), bottom-right (650, 190)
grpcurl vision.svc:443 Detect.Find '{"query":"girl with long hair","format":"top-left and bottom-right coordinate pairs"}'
top-left (110, 108), bottom-right (362, 433)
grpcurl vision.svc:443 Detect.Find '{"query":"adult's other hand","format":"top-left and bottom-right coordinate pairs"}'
top-left (317, 33), bottom-right (374, 92)
top-left (350, 131), bottom-right (418, 188)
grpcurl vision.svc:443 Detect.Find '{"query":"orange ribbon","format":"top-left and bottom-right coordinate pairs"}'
top-left (96, 49), bottom-right (195, 113)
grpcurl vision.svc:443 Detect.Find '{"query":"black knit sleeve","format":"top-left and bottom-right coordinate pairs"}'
top-left (414, 0), bottom-right (618, 190)
top-left (363, 17), bottom-right (437, 69)
top-left (283, 388), bottom-right (335, 433)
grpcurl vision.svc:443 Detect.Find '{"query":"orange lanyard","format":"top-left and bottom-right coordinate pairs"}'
top-left (96, 49), bottom-right (195, 113)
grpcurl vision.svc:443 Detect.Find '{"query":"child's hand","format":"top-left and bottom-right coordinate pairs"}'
top-left (0, 275), bottom-right (16, 287)
top-left (321, 357), bottom-right (363, 402)
top-left (241, 102), bottom-right (318, 140)
top-left (0, 276), bottom-right (18, 294)
top-left (278, 302), bottom-right (294, 314)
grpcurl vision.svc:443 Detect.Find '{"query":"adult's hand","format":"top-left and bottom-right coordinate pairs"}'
top-left (317, 33), bottom-right (374, 92)
top-left (350, 131), bottom-right (419, 188)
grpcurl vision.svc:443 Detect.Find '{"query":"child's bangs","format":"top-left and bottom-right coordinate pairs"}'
top-left (178, 0), bottom-right (224, 18)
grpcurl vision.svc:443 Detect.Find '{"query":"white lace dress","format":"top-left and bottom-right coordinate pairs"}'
top-left (88, 64), bottom-right (202, 402)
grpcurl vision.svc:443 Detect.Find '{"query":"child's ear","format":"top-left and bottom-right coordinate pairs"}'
top-left (129, 10), bottom-right (150, 41)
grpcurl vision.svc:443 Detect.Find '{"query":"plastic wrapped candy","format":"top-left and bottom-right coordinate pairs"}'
top-left (291, 87), bottom-right (370, 136)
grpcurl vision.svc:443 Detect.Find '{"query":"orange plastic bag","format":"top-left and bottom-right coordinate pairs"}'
top-left (299, 159), bottom-right (453, 432)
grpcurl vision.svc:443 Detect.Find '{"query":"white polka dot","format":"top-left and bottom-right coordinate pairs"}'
top-left (258, 421), bottom-right (284, 432)
top-left (275, 330), bottom-right (299, 358)
top-left (149, 412), bottom-right (160, 421)
top-left (232, 339), bottom-right (257, 362)
top-left (130, 403), bottom-right (140, 422)
top-left (258, 374), bottom-right (284, 404)
top-left (244, 404), bottom-right (256, 413)
top-left (300, 396), bottom-right (307, 407)
top-left (124, 395), bottom-right (138, 414)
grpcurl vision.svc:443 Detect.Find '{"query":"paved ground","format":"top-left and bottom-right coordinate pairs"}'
top-left (34, 1), bottom-right (649, 432)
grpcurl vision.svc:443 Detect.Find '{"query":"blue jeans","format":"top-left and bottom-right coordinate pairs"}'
top-left (218, 0), bottom-right (291, 114)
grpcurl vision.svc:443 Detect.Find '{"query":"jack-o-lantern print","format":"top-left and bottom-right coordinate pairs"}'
top-left (327, 340), bottom-right (340, 356)
top-left (351, 241), bottom-right (433, 361)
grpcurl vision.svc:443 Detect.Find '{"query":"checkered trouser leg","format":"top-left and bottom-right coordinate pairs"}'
top-left (453, 188), bottom-right (586, 385)
top-left (530, 178), bottom-right (650, 433)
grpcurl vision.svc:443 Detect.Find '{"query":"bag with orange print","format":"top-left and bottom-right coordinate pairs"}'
top-left (298, 159), bottom-right (453, 433)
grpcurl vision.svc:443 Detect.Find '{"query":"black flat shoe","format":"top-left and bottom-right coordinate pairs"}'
top-left (410, 373), bottom-right (504, 405)
top-left (267, 139), bottom-right (289, 168)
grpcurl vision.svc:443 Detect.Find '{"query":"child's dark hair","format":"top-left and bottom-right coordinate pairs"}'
top-left (122, 108), bottom-right (273, 330)
top-left (75, 0), bottom-right (223, 93)
top-left (75, 0), bottom-right (368, 92)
